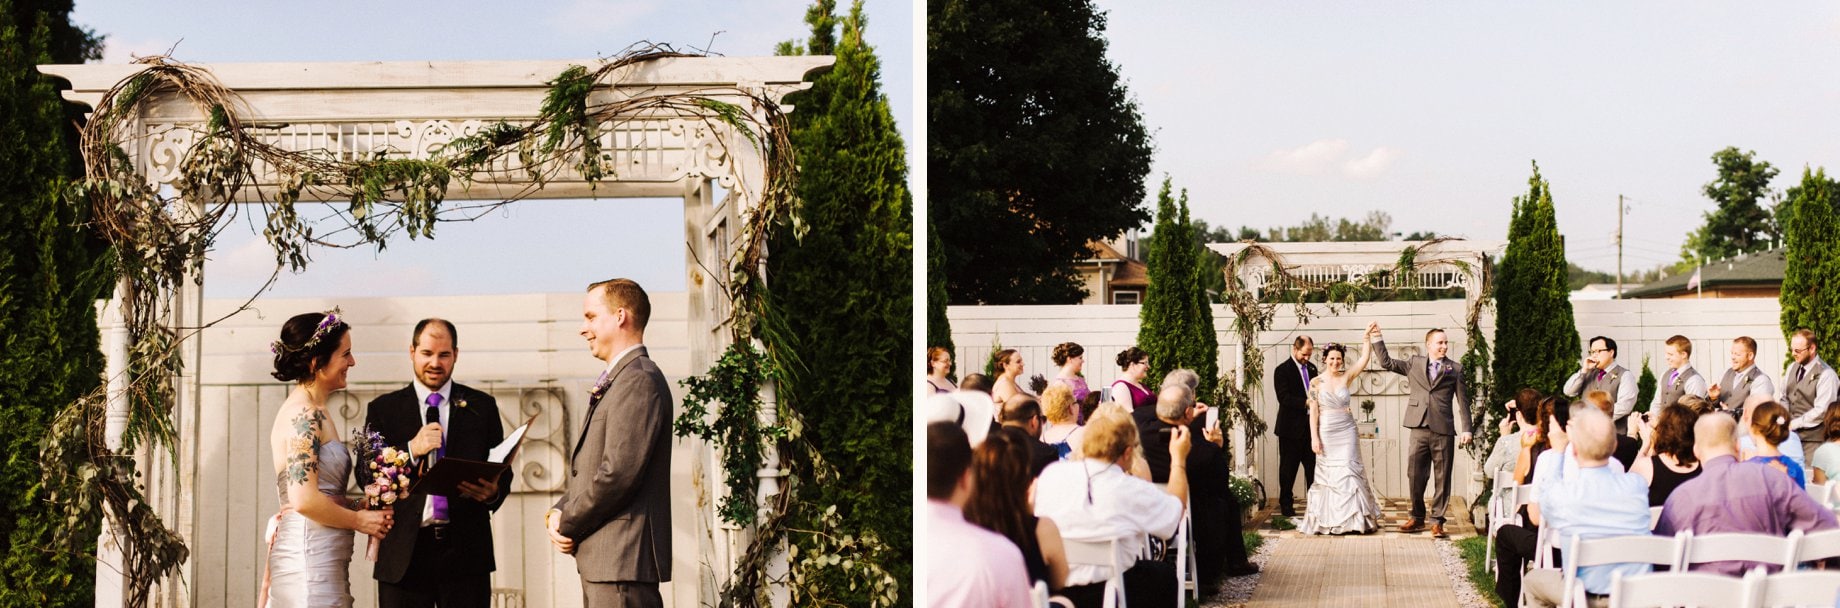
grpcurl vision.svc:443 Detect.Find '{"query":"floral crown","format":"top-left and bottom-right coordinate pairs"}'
top-left (271, 308), bottom-right (346, 356)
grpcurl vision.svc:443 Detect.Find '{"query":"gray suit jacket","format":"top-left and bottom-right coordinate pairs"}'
top-left (1373, 340), bottom-right (1471, 436)
top-left (554, 346), bottom-right (674, 583)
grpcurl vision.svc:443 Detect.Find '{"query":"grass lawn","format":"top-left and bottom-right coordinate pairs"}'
top-left (1455, 535), bottom-right (1505, 607)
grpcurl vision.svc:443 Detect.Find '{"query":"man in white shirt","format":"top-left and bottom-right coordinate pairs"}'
top-left (1709, 336), bottom-right (1774, 414)
top-left (1649, 335), bottom-right (1708, 412)
top-left (1564, 336), bottom-right (1638, 433)
top-left (1036, 410), bottom-right (1188, 608)
top-left (926, 422), bottom-right (1031, 608)
top-left (1780, 329), bottom-right (1838, 463)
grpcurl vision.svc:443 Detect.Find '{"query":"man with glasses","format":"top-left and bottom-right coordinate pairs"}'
top-left (1779, 329), bottom-right (1837, 464)
top-left (1564, 336), bottom-right (1638, 433)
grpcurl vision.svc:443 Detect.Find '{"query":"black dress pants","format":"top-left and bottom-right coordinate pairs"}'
top-left (1060, 560), bottom-right (1177, 608)
top-left (1276, 435), bottom-right (1315, 513)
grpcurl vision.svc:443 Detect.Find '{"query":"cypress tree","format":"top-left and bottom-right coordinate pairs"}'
top-left (0, 3), bottom-right (112, 604)
top-left (1138, 177), bottom-right (1218, 398)
top-left (1779, 167), bottom-right (1840, 350)
top-left (1489, 162), bottom-right (1579, 407)
top-left (769, 0), bottom-right (911, 601)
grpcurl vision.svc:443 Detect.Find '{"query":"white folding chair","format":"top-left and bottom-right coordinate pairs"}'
top-left (1062, 537), bottom-right (1127, 608)
top-left (1680, 530), bottom-right (1804, 573)
top-left (1807, 481), bottom-right (1835, 509)
top-left (1562, 533), bottom-right (1688, 608)
top-left (1608, 568), bottom-right (1762, 608)
top-left (1031, 580), bottom-right (1051, 608)
top-left (1485, 479), bottom-right (1525, 574)
top-left (1153, 483), bottom-right (1200, 604)
top-left (1793, 528), bottom-right (1840, 567)
top-left (1758, 569), bottom-right (1840, 607)
top-left (1648, 506), bottom-right (1663, 532)
top-left (1533, 521), bottom-right (1558, 569)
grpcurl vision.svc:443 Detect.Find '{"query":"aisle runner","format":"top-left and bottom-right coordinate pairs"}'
top-left (1247, 535), bottom-right (1461, 608)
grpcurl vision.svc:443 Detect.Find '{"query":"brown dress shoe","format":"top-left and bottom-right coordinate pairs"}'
top-left (1399, 518), bottom-right (1424, 533)
top-left (1431, 523), bottom-right (1449, 538)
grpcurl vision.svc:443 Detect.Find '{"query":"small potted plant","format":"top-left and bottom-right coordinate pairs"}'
top-left (1358, 398), bottom-right (1379, 438)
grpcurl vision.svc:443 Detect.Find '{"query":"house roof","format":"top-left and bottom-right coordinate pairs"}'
top-left (1622, 248), bottom-right (1786, 299)
top-left (1086, 240), bottom-right (1147, 288)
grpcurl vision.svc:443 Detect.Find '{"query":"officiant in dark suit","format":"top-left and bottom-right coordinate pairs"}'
top-left (365, 318), bottom-right (511, 608)
top-left (1272, 335), bottom-right (1317, 518)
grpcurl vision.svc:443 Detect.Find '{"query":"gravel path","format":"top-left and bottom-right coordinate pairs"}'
top-left (1199, 532), bottom-right (1278, 608)
top-left (1435, 537), bottom-right (1496, 608)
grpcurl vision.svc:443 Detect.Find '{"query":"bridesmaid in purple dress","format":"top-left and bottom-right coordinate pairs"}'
top-left (1048, 343), bottom-right (1091, 422)
top-left (1108, 346), bottom-right (1155, 410)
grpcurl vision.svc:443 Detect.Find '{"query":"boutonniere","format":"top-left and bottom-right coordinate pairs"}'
top-left (454, 397), bottom-right (469, 410)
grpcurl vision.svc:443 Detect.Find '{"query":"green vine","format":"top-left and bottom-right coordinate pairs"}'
top-left (674, 342), bottom-right (788, 526)
top-left (1217, 238), bottom-right (1495, 468)
top-left (52, 44), bottom-right (803, 607)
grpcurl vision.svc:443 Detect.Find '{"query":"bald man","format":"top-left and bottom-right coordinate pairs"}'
top-left (1655, 411), bottom-right (1838, 576)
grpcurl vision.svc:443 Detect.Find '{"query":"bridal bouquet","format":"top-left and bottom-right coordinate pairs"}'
top-left (351, 425), bottom-right (413, 560)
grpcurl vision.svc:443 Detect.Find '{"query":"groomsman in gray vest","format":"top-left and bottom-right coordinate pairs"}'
top-left (1778, 328), bottom-right (1837, 464)
top-left (1370, 323), bottom-right (1471, 538)
top-left (1709, 336), bottom-right (1774, 415)
top-left (1564, 336), bottom-right (1638, 433)
top-left (1649, 335), bottom-right (1708, 413)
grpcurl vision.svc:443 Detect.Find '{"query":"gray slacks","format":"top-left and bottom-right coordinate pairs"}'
top-left (1407, 427), bottom-right (1455, 523)
top-left (583, 582), bottom-right (662, 608)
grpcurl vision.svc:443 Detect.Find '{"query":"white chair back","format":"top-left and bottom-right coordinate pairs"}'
top-left (1061, 537), bottom-right (1127, 608)
top-left (1031, 580), bottom-right (1051, 608)
top-left (1608, 568), bottom-right (1761, 608)
top-left (1648, 506), bottom-right (1663, 531)
top-left (1681, 530), bottom-right (1803, 572)
top-left (1564, 533), bottom-right (1687, 608)
top-left (1758, 570), bottom-right (1840, 608)
top-left (1794, 528), bottom-right (1840, 565)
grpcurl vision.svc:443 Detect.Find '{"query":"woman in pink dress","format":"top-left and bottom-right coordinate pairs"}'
top-left (1047, 342), bottom-right (1090, 421)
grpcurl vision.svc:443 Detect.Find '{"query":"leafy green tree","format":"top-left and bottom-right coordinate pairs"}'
top-left (0, 2), bottom-right (111, 605)
top-left (1138, 177), bottom-right (1218, 398)
top-left (769, 1), bottom-right (911, 601)
top-left (1635, 355), bottom-right (1657, 414)
top-left (1489, 162), bottom-right (1580, 408)
top-left (930, 0), bottom-right (1154, 304)
top-left (1681, 147), bottom-right (1779, 266)
top-left (1779, 167), bottom-right (1840, 354)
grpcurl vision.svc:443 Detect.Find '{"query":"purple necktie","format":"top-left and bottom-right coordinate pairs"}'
top-left (426, 393), bottom-right (448, 522)
top-left (1300, 361), bottom-right (1311, 388)
top-left (1669, 370), bottom-right (1678, 389)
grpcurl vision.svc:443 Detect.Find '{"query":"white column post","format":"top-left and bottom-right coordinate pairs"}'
top-left (95, 280), bottom-right (130, 608)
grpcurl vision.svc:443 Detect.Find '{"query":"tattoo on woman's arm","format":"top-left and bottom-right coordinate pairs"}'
top-left (282, 408), bottom-right (326, 485)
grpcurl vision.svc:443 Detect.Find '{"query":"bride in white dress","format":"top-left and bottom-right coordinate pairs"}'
top-left (1298, 327), bottom-right (1383, 535)
top-left (263, 311), bottom-right (393, 608)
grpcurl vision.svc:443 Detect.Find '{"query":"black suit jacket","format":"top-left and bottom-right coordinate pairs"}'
top-left (364, 382), bottom-right (511, 583)
top-left (1273, 357), bottom-right (1317, 441)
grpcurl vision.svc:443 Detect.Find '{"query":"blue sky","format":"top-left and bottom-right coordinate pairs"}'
top-left (71, 0), bottom-right (914, 298)
top-left (1092, 1), bottom-right (1840, 274)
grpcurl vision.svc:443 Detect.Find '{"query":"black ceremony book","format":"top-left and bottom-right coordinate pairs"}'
top-left (408, 414), bottom-right (535, 497)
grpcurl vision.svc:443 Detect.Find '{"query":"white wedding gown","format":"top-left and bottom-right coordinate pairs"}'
top-left (1299, 386), bottom-right (1381, 535)
top-left (265, 439), bottom-right (355, 608)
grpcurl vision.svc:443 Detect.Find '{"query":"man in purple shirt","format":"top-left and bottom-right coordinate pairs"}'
top-left (1654, 412), bottom-right (1839, 575)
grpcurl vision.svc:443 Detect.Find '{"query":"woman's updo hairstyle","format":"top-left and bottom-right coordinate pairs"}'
top-left (1050, 342), bottom-right (1085, 366)
top-left (271, 310), bottom-right (350, 382)
top-left (1321, 343), bottom-right (1347, 358)
top-left (1116, 346), bottom-right (1147, 370)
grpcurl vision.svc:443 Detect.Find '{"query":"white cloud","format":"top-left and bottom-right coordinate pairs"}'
top-left (1262, 139), bottom-right (1349, 175)
top-left (1341, 147), bottom-right (1403, 179)
top-left (548, 0), bottom-right (664, 36)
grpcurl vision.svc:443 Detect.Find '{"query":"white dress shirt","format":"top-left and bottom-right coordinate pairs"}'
top-left (1034, 458), bottom-right (1183, 585)
top-left (412, 380), bottom-right (453, 526)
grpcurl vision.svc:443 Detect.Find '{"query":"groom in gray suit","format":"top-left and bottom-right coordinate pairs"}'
top-left (1371, 324), bottom-right (1471, 538)
top-left (546, 278), bottom-right (673, 607)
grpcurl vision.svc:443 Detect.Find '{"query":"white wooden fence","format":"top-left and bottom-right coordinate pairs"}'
top-left (138, 291), bottom-right (732, 608)
top-left (947, 297), bottom-right (1791, 514)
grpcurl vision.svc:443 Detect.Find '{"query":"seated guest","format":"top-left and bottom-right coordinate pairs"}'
top-left (1036, 411), bottom-right (1186, 608)
top-left (1630, 403), bottom-right (1702, 506)
top-left (1811, 405), bottom-right (1840, 484)
top-left (1494, 395), bottom-right (1575, 607)
top-left (927, 422), bottom-right (1031, 607)
top-left (966, 427), bottom-right (1071, 593)
top-left (1090, 401), bottom-right (1152, 479)
top-left (1584, 389), bottom-right (1641, 470)
top-left (1654, 412), bottom-right (1839, 575)
top-left (1485, 389), bottom-right (1543, 480)
top-left (1520, 406), bottom-right (1654, 608)
top-left (998, 396), bottom-right (1060, 477)
top-left (1738, 393), bottom-right (1805, 472)
top-left (926, 391), bottom-right (995, 447)
top-left (1139, 384), bottom-right (1258, 588)
top-left (960, 373), bottom-right (995, 395)
top-left (1039, 384), bottom-right (1080, 459)
top-left (1077, 392), bottom-right (1102, 429)
top-left (1744, 401), bottom-right (1806, 487)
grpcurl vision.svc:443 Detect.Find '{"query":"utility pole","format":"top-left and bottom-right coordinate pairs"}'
top-left (1616, 194), bottom-right (1625, 298)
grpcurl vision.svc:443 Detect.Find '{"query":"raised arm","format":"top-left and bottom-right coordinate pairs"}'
top-left (1369, 323), bottom-right (1410, 376)
top-left (1614, 370), bottom-right (1638, 422)
top-left (1348, 334), bottom-right (1376, 382)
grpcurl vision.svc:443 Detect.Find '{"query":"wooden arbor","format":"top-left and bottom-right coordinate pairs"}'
top-left (40, 56), bottom-right (831, 607)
